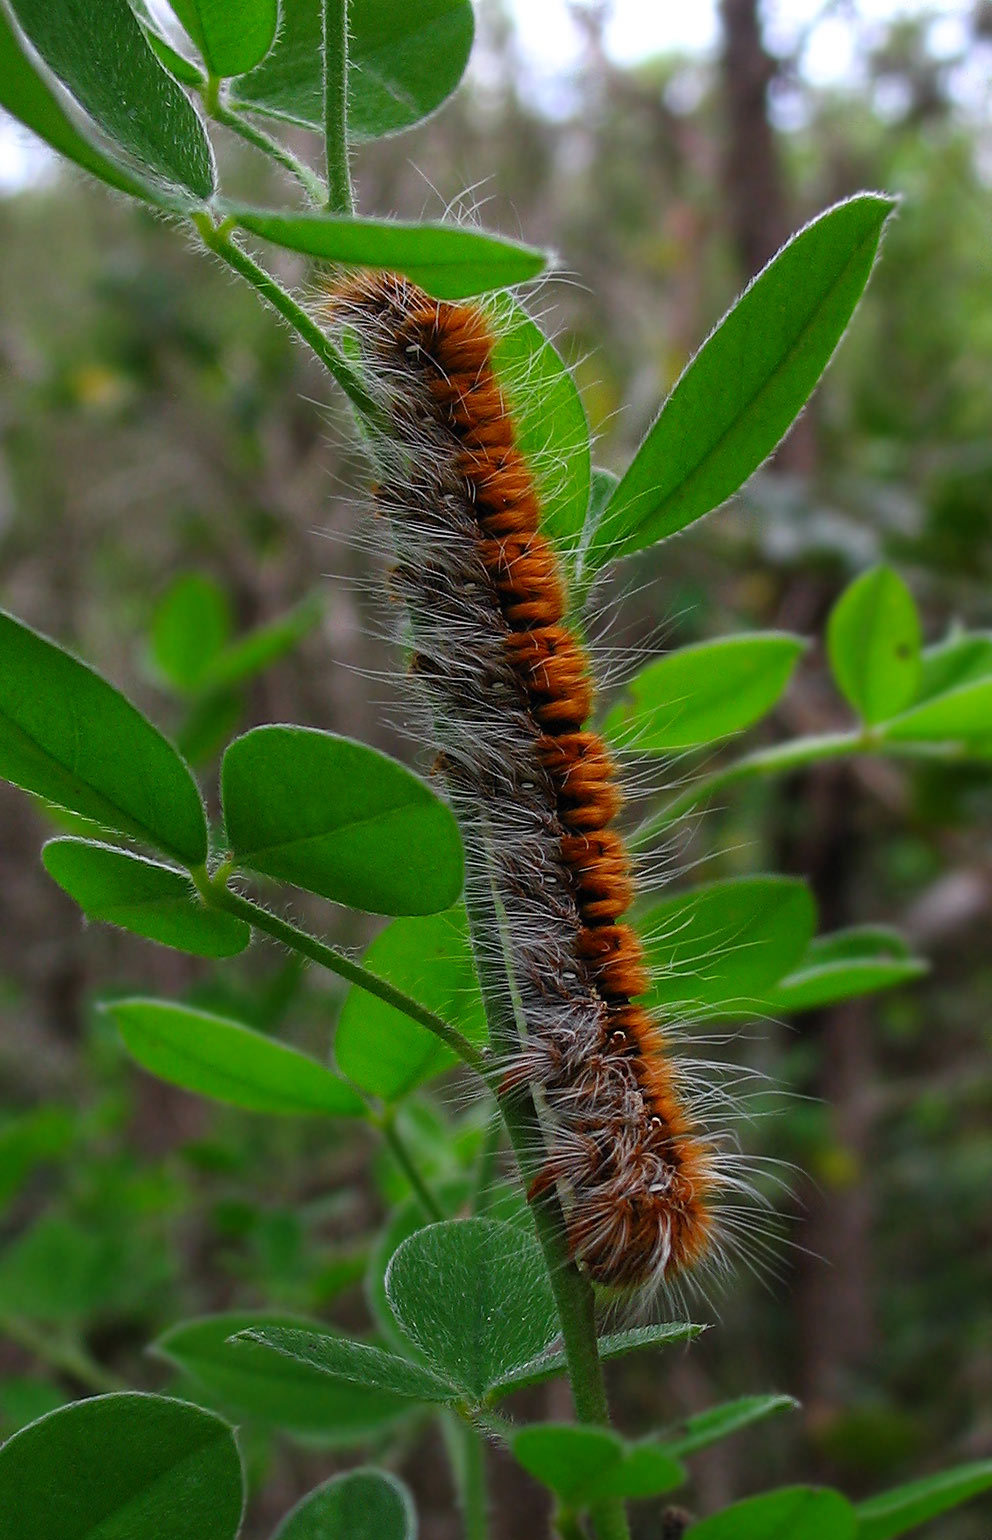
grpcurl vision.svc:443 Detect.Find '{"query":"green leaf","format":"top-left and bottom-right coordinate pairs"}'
top-left (915, 632), bottom-right (992, 704)
top-left (237, 1326), bottom-right (455, 1402)
top-left (856, 1460), bottom-right (992, 1540)
top-left (665, 1394), bottom-right (799, 1458)
top-left (0, 1214), bottom-right (116, 1322)
top-left (155, 1314), bottom-right (412, 1442)
top-left (335, 908), bottom-right (485, 1101)
top-left (6, 0), bottom-right (214, 199)
top-left (230, 208), bottom-right (546, 299)
top-left (827, 567), bottom-right (921, 725)
top-left (43, 839), bottom-right (250, 958)
top-left (233, 0), bottom-right (474, 139)
top-left (0, 609), bottom-right (207, 866)
top-left (880, 677), bottom-right (992, 747)
top-left (583, 194), bottom-right (894, 574)
top-left (769, 927), bottom-right (926, 1013)
top-left (0, 1392), bottom-right (244, 1540)
top-left (169, 0), bottom-right (278, 77)
top-left (150, 573), bottom-right (233, 694)
top-left (640, 876), bottom-right (816, 1015)
top-left (199, 595), bottom-right (323, 693)
top-left (106, 997), bottom-right (366, 1117)
top-left (493, 1324), bottom-right (704, 1398)
top-left (604, 633), bottom-right (807, 752)
top-left (272, 1468), bottom-right (417, 1540)
top-left (488, 295), bottom-right (590, 556)
top-left (222, 725), bottom-right (464, 916)
top-left (513, 1425), bottom-right (685, 1507)
top-left (687, 1486), bottom-right (857, 1540)
top-left (0, 1108), bottom-right (73, 1211)
top-left (0, 9), bottom-right (171, 205)
top-left (385, 1219), bottom-right (559, 1402)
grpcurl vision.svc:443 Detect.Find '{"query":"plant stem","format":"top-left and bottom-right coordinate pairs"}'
top-left (195, 874), bottom-right (485, 1073)
top-left (555, 1508), bottom-right (591, 1540)
top-left (322, 0), bottom-right (354, 212)
top-left (378, 1112), bottom-right (444, 1221)
top-left (463, 874), bottom-right (631, 1540)
top-left (457, 1415), bottom-right (490, 1540)
top-left (630, 729), bottom-right (867, 848)
top-left (203, 91), bottom-right (327, 204)
top-left (1, 1314), bottom-right (123, 1395)
top-left (190, 213), bottom-right (380, 420)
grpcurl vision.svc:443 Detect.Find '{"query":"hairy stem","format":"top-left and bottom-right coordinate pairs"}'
top-left (195, 874), bottom-right (485, 1072)
top-left (378, 1112), bottom-right (444, 1221)
top-left (323, 0), bottom-right (354, 213)
top-left (203, 91), bottom-right (327, 203)
top-left (190, 213), bottom-right (380, 419)
top-left (456, 1416), bottom-right (490, 1540)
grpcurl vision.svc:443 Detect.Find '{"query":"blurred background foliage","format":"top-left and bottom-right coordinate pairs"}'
top-left (1, 2), bottom-right (990, 1536)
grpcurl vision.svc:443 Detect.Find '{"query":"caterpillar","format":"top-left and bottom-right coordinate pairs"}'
top-left (324, 272), bottom-right (729, 1293)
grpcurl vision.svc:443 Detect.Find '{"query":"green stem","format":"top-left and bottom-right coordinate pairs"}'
top-left (195, 874), bottom-right (485, 1073)
top-left (1, 1314), bottom-right (123, 1395)
top-left (190, 213), bottom-right (380, 420)
top-left (456, 1416), bottom-right (490, 1540)
top-left (378, 1112), bottom-right (444, 1221)
top-left (322, 0), bottom-right (354, 212)
top-left (555, 1509), bottom-right (591, 1540)
top-left (463, 875), bottom-right (630, 1540)
top-left (630, 729), bottom-right (867, 848)
top-left (202, 86), bottom-right (326, 203)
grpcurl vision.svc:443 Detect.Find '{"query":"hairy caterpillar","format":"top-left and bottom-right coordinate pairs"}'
top-left (325, 272), bottom-right (734, 1293)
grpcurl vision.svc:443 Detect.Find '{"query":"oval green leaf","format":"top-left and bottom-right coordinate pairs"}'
top-left (150, 573), bottom-right (234, 695)
top-left (856, 1459), bottom-right (992, 1540)
top-left (230, 208), bottom-right (546, 299)
top-left (827, 567), bottom-right (921, 725)
top-left (222, 726), bottom-right (463, 916)
top-left (233, 0), bottom-right (474, 140)
top-left (583, 194), bottom-right (894, 575)
top-left (272, 1468), bottom-right (417, 1540)
top-left (0, 1392), bottom-right (244, 1540)
top-left (880, 676), bottom-right (992, 747)
top-left (6, 0), bottom-right (214, 199)
top-left (169, 0), bottom-right (278, 78)
top-left (199, 595), bottom-right (323, 693)
top-left (106, 997), bottom-right (366, 1117)
top-left (513, 1425), bottom-right (685, 1507)
top-left (335, 908), bottom-right (485, 1101)
top-left (687, 1486), bottom-right (856, 1540)
top-left (604, 633), bottom-right (807, 752)
top-left (665, 1394), bottom-right (799, 1458)
top-left (488, 294), bottom-right (591, 557)
top-left (0, 9), bottom-right (172, 206)
top-left (640, 876), bottom-right (816, 1016)
top-left (43, 839), bottom-right (250, 958)
top-left (0, 609), bottom-right (207, 866)
top-left (915, 632), bottom-right (992, 704)
top-left (385, 1218), bottom-right (559, 1402)
top-left (769, 926), bottom-right (926, 1013)
top-left (155, 1314), bottom-right (413, 1441)
top-left (236, 1326), bottom-right (455, 1402)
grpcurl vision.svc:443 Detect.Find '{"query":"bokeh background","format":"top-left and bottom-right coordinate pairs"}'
top-left (1, 2), bottom-right (991, 1535)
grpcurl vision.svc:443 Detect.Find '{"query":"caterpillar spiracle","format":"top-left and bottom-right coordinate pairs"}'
top-left (325, 272), bottom-right (747, 1295)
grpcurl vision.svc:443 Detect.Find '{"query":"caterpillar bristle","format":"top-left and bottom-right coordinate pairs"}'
top-left (323, 269), bottom-right (748, 1296)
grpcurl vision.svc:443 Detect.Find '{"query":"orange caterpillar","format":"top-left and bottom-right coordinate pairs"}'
top-left (326, 273), bottom-right (717, 1289)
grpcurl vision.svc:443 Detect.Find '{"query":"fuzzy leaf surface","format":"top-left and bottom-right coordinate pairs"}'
top-left (584, 195), bottom-right (894, 573)
top-left (493, 1323), bottom-right (704, 1397)
top-left (169, 0), bottom-right (278, 77)
top-left (238, 1326), bottom-right (455, 1402)
top-left (272, 1468), bottom-right (417, 1540)
top-left (0, 1392), bottom-right (244, 1540)
top-left (232, 0), bottom-right (474, 139)
top-left (7, 0), bottom-right (214, 198)
top-left (156, 1314), bottom-right (413, 1441)
top-left (665, 1394), bottom-right (799, 1457)
top-left (231, 209), bottom-right (546, 298)
top-left (222, 726), bottom-right (463, 916)
top-left (385, 1219), bottom-right (559, 1401)
top-left (0, 609), bottom-right (207, 865)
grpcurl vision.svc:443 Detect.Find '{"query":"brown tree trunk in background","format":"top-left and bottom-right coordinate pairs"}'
top-left (718, 0), bottom-right (817, 473)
